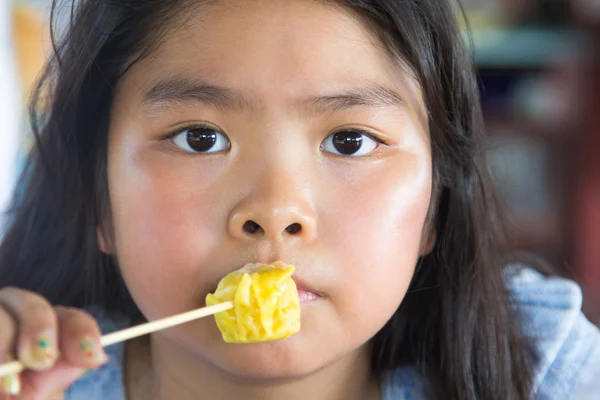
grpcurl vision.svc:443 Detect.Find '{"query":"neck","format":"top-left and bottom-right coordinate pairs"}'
top-left (125, 334), bottom-right (380, 400)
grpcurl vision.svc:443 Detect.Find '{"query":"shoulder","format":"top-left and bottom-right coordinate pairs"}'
top-left (383, 266), bottom-right (600, 399)
top-left (64, 305), bottom-right (129, 400)
top-left (505, 266), bottom-right (600, 399)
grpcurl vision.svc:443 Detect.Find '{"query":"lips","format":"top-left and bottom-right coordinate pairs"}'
top-left (292, 277), bottom-right (321, 303)
top-left (297, 289), bottom-right (320, 303)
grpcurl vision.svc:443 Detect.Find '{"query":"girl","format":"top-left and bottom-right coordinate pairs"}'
top-left (0, 0), bottom-right (599, 399)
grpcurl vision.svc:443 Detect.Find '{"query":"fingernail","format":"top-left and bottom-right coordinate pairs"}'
top-left (79, 337), bottom-right (108, 364)
top-left (28, 332), bottom-right (57, 369)
top-left (0, 373), bottom-right (20, 395)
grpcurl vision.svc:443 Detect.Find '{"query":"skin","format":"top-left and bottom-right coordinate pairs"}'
top-left (0, 1), bottom-right (432, 399)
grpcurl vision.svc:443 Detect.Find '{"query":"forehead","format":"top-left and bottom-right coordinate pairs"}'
top-left (115, 0), bottom-right (424, 116)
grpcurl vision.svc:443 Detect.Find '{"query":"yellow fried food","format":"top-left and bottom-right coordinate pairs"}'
top-left (206, 262), bottom-right (301, 343)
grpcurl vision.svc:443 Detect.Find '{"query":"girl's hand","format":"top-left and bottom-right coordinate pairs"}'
top-left (0, 287), bottom-right (108, 399)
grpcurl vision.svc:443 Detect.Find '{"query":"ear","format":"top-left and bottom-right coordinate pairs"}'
top-left (97, 227), bottom-right (111, 254)
top-left (418, 226), bottom-right (436, 257)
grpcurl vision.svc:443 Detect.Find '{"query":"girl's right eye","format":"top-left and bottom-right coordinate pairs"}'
top-left (170, 126), bottom-right (231, 154)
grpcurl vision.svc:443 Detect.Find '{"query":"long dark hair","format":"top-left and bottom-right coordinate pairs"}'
top-left (0, 0), bottom-right (534, 398)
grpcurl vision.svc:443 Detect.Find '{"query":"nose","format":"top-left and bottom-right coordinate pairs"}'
top-left (228, 196), bottom-right (317, 243)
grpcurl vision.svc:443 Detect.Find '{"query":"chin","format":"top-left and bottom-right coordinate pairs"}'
top-left (210, 338), bottom-right (325, 380)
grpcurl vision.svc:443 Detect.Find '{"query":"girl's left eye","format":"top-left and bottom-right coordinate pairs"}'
top-left (170, 126), bottom-right (230, 153)
top-left (320, 130), bottom-right (382, 157)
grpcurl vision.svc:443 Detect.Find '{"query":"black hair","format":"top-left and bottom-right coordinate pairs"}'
top-left (0, 1), bottom-right (534, 399)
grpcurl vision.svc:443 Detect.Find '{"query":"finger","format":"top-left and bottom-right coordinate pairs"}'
top-left (0, 305), bottom-right (17, 364)
top-left (55, 307), bottom-right (108, 369)
top-left (0, 288), bottom-right (58, 371)
top-left (19, 359), bottom-right (86, 400)
top-left (0, 296), bottom-right (22, 396)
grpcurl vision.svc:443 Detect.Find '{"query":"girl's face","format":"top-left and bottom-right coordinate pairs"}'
top-left (107, 0), bottom-right (431, 378)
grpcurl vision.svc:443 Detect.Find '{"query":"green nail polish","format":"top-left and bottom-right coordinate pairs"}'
top-left (80, 337), bottom-right (95, 360)
top-left (30, 334), bottom-right (56, 366)
top-left (80, 337), bottom-right (107, 363)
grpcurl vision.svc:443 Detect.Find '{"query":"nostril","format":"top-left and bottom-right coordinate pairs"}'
top-left (285, 223), bottom-right (302, 235)
top-left (243, 220), bottom-right (263, 234)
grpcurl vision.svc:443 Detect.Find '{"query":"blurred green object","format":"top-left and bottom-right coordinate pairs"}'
top-left (463, 28), bottom-right (587, 68)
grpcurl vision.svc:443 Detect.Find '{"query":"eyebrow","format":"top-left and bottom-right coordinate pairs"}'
top-left (143, 76), bottom-right (406, 113)
top-left (303, 83), bottom-right (406, 112)
top-left (144, 77), bottom-right (252, 111)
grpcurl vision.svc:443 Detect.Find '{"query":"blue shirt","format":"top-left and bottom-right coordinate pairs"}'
top-left (66, 267), bottom-right (600, 399)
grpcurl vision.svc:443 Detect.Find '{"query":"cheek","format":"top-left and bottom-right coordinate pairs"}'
top-left (322, 151), bottom-right (432, 334)
top-left (107, 144), bottom-right (226, 318)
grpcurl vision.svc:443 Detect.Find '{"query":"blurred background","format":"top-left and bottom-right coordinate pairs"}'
top-left (0, 0), bottom-right (599, 324)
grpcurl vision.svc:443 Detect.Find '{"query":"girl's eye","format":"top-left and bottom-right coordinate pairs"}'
top-left (170, 126), bottom-right (230, 153)
top-left (321, 130), bottom-right (381, 157)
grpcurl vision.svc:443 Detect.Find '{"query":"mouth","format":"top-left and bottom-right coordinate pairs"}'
top-left (296, 289), bottom-right (321, 303)
top-left (292, 277), bottom-right (322, 304)
top-left (206, 262), bottom-right (323, 304)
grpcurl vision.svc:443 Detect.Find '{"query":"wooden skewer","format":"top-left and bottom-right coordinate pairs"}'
top-left (100, 301), bottom-right (233, 346)
top-left (0, 301), bottom-right (233, 378)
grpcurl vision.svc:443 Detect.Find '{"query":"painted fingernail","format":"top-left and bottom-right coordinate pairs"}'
top-left (0, 373), bottom-right (21, 395)
top-left (79, 337), bottom-right (108, 364)
top-left (28, 332), bottom-right (57, 368)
